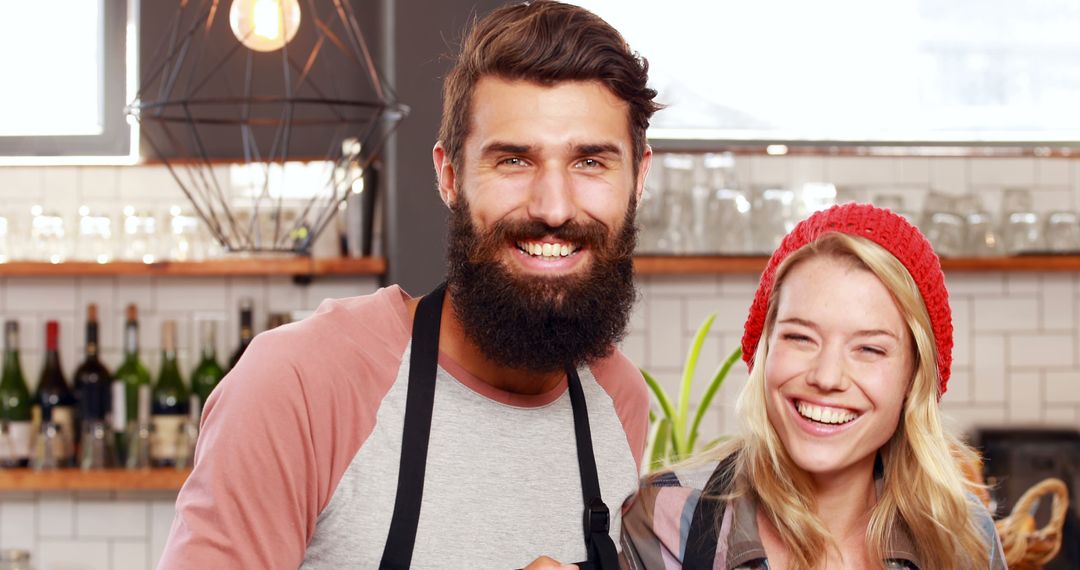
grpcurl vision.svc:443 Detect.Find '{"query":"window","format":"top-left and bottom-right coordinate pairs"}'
top-left (578, 0), bottom-right (1080, 146)
top-left (0, 0), bottom-right (137, 164)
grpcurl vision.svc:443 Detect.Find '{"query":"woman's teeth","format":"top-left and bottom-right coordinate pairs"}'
top-left (796, 401), bottom-right (858, 425)
top-left (517, 241), bottom-right (577, 259)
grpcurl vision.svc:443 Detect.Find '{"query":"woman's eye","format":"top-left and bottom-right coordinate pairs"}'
top-left (782, 333), bottom-right (811, 343)
top-left (859, 346), bottom-right (887, 356)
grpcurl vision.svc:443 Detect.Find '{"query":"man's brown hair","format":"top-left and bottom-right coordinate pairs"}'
top-left (439, 0), bottom-right (660, 175)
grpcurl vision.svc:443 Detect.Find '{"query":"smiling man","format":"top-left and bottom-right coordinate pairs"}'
top-left (159, 2), bottom-right (659, 569)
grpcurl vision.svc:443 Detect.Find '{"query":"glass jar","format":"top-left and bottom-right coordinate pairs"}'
top-left (0, 548), bottom-right (33, 570)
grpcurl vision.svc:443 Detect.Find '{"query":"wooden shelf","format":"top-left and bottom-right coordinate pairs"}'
top-left (0, 468), bottom-right (190, 492)
top-left (634, 254), bottom-right (1080, 275)
top-left (0, 257), bottom-right (385, 278)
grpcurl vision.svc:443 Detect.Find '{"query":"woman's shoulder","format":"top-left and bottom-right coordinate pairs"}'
top-left (619, 459), bottom-right (737, 569)
top-left (964, 493), bottom-right (1008, 569)
top-left (645, 460), bottom-right (724, 491)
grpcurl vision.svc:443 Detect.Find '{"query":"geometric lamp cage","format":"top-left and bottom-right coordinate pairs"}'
top-left (126, 0), bottom-right (407, 254)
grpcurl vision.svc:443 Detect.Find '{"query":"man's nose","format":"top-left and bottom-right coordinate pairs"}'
top-left (805, 345), bottom-right (850, 392)
top-left (526, 166), bottom-right (576, 228)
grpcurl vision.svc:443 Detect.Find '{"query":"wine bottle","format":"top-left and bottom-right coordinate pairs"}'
top-left (191, 321), bottom-right (225, 408)
top-left (0, 321), bottom-right (33, 467)
top-left (150, 320), bottom-right (189, 467)
top-left (34, 320), bottom-right (76, 466)
top-left (73, 304), bottom-right (113, 437)
top-left (115, 304), bottom-right (151, 423)
top-left (229, 297), bottom-right (255, 370)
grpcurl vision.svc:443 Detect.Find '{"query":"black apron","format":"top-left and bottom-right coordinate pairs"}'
top-left (377, 283), bottom-right (619, 570)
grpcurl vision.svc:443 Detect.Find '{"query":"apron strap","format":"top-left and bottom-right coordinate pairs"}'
top-left (566, 366), bottom-right (619, 570)
top-left (682, 453), bottom-right (738, 569)
top-left (379, 282), bottom-right (446, 570)
top-left (379, 282), bottom-right (616, 569)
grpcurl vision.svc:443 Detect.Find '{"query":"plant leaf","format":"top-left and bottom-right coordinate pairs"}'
top-left (649, 418), bottom-right (672, 472)
top-left (688, 346), bottom-right (742, 450)
top-left (641, 368), bottom-right (677, 425)
top-left (674, 313), bottom-right (716, 456)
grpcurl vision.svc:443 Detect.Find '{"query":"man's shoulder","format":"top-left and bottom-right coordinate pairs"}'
top-left (265, 285), bottom-right (409, 348)
top-left (240, 285), bottom-right (413, 384)
top-left (588, 347), bottom-right (644, 388)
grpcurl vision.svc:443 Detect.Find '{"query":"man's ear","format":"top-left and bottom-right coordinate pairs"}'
top-left (634, 145), bottom-right (654, 206)
top-left (433, 142), bottom-right (458, 208)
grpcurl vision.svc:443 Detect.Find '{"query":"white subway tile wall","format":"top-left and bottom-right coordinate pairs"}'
top-left (1, 157), bottom-right (1080, 568)
top-left (626, 155), bottom-right (1080, 446)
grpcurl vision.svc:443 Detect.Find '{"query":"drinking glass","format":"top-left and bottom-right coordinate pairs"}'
top-left (874, 193), bottom-right (916, 225)
top-left (964, 211), bottom-right (1002, 257)
top-left (635, 159), bottom-right (666, 253)
top-left (75, 207), bottom-right (115, 263)
top-left (1043, 211), bottom-right (1080, 252)
top-left (168, 206), bottom-right (205, 261)
top-left (31, 422), bottom-right (67, 470)
top-left (80, 420), bottom-right (116, 470)
top-left (125, 420), bottom-right (152, 469)
top-left (923, 211), bottom-right (966, 257)
top-left (655, 154), bottom-right (694, 254)
top-left (1002, 212), bottom-right (1043, 254)
top-left (687, 158), bottom-right (714, 253)
top-left (711, 188), bottom-right (752, 254)
top-left (0, 549), bottom-right (32, 570)
top-left (752, 187), bottom-right (795, 254)
top-left (175, 419), bottom-right (199, 470)
top-left (1000, 188), bottom-right (1034, 216)
top-left (29, 207), bottom-right (67, 264)
top-left (122, 207), bottom-right (161, 263)
top-left (918, 191), bottom-right (956, 232)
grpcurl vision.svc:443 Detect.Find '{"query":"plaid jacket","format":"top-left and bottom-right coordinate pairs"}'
top-left (619, 462), bottom-right (1007, 570)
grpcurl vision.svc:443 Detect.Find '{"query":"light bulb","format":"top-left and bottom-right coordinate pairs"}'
top-left (229, 0), bottom-right (302, 52)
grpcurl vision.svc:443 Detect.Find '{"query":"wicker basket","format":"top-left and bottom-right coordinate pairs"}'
top-left (962, 457), bottom-right (1070, 569)
top-left (993, 478), bottom-right (1070, 570)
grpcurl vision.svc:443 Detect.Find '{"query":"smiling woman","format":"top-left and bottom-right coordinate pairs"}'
top-left (620, 203), bottom-right (1007, 570)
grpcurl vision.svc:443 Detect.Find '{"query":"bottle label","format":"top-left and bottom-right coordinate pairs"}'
top-left (1, 421), bottom-right (32, 461)
top-left (52, 406), bottom-right (75, 444)
top-left (151, 415), bottom-right (186, 462)
top-left (32, 405), bottom-right (76, 453)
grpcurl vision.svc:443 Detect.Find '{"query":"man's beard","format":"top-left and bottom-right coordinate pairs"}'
top-left (445, 197), bottom-right (638, 374)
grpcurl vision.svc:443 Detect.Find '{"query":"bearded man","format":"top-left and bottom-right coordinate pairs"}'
top-left (160, 2), bottom-right (658, 568)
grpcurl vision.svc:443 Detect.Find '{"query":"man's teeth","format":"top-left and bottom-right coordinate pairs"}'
top-left (796, 401), bottom-right (858, 425)
top-left (517, 241), bottom-right (576, 259)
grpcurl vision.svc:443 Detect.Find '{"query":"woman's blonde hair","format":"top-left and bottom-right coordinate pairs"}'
top-left (715, 232), bottom-right (989, 569)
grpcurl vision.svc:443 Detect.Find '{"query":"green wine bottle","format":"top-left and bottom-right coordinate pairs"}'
top-left (115, 304), bottom-right (151, 424)
top-left (0, 321), bottom-right (32, 467)
top-left (191, 321), bottom-right (225, 409)
top-left (151, 320), bottom-right (189, 467)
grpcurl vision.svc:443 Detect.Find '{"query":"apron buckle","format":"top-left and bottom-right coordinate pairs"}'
top-left (583, 496), bottom-right (610, 538)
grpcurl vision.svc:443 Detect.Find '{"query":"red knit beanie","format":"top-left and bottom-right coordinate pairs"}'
top-left (741, 202), bottom-right (952, 397)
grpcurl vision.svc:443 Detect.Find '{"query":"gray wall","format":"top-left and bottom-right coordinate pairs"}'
top-left (384, 0), bottom-right (506, 293)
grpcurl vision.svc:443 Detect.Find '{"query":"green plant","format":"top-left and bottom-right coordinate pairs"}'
top-left (641, 312), bottom-right (742, 471)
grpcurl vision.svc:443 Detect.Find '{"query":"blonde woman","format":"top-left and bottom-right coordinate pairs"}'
top-left (620, 203), bottom-right (1005, 570)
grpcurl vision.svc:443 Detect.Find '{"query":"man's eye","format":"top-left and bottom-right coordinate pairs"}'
top-left (578, 158), bottom-right (602, 168)
top-left (501, 157), bottom-right (526, 166)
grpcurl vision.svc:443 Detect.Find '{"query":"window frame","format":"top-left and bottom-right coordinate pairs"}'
top-left (0, 0), bottom-right (138, 165)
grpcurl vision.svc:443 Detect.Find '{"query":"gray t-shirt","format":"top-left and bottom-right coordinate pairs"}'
top-left (160, 286), bottom-right (649, 569)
